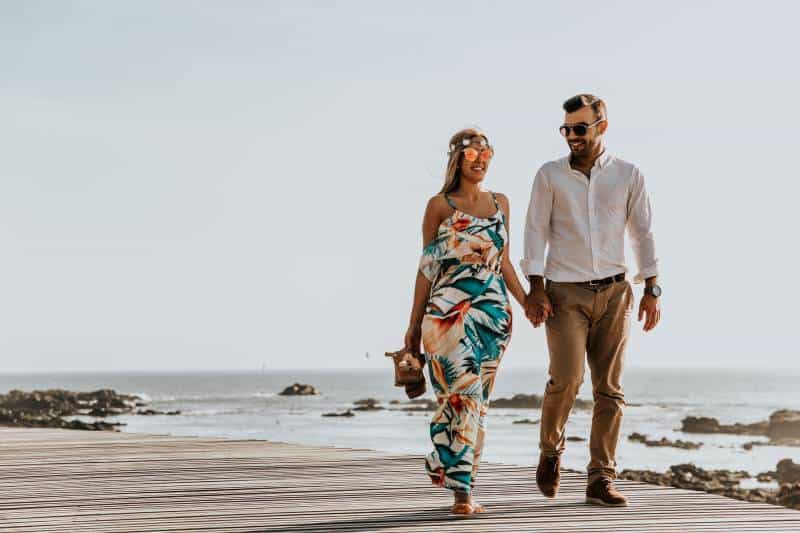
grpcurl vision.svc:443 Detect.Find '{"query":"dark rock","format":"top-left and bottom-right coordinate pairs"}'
top-left (389, 400), bottom-right (401, 405)
top-left (620, 463), bottom-right (749, 493)
top-left (512, 418), bottom-right (539, 425)
top-left (680, 416), bottom-right (768, 435)
top-left (87, 407), bottom-right (125, 417)
top-left (743, 438), bottom-right (800, 450)
top-left (0, 389), bottom-right (139, 418)
top-left (777, 459), bottom-right (800, 484)
top-left (0, 389), bottom-right (143, 432)
top-left (757, 472), bottom-right (776, 482)
top-left (136, 409), bottom-right (181, 416)
top-left (279, 383), bottom-right (319, 396)
top-left (491, 393), bottom-right (592, 410)
top-left (618, 464), bottom-right (800, 511)
top-left (566, 436), bottom-right (585, 442)
top-left (492, 394), bottom-right (543, 408)
top-left (322, 409), bottom-right (354, 417)
top-left (352, 398), bottom-right (384, 411)
top-left (65, 419), bottom-right (123, 431)
top-left (769, 410), bottom-right (800, 440)
top-left (628, 432), bottom-right (702, 450)
top-left (776, 483), bottom-right (800, 510)
top-left (354, 398), bottom-right (378, 406)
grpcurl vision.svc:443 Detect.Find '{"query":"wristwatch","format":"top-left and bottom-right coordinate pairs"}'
top-left (644, 284), bottom-right (662, 298)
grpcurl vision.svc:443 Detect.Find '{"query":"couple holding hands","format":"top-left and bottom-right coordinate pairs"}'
top-left (402, 93), bottom-right (661, 515)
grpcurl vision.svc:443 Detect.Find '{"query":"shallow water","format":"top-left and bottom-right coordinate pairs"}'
top-left (1, 367), bottom-right (798, 476)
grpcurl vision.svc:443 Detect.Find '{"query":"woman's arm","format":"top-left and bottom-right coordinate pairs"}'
top-left (497, 193), bottom-right (529, 307)
top-left (404, 197), bottom-right (444, 353)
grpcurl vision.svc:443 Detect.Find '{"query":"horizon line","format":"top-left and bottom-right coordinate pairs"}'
top-left (2, 365), bottom-right (800, 376)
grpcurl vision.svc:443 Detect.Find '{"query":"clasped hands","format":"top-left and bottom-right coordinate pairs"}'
top-left (523, 290), bottom-right (660, 331)
top-left (523, 291), bottom-right (553, 328)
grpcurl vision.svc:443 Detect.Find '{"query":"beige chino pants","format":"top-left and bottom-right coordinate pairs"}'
top-left (540, 279), bottom-right (633, 483)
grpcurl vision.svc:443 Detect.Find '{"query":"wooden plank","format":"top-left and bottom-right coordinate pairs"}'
top-left (0, 427), bottom-right (797, 532)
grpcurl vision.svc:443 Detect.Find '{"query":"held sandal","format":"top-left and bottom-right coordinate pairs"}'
top-left (385, 349), bottom-right (426, 399)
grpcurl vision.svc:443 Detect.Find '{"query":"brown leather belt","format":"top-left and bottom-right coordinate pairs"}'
top-left (581, 272), bottom-right (626, 287)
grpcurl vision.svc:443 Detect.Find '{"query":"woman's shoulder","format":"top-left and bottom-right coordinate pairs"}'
top-left (426, 193), bottom-right (452, 214)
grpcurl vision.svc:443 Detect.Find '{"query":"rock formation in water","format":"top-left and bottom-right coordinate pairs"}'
top-left (0, 389), bottom-right (149, 431)
top-left (681, 410), bottom-right (800, 447)
top-left (279, 383), bottom-right (319, 396)
top-left (321, 409), bottom-right (355, 417)
top-left (628, 432), bottom-right (702, 450)
top-left (491, 393), bottom-right (592, 410)
top-left (352, 398), bottom-right (384, 411)
top-left (680, 416), bottom-right (768, 435)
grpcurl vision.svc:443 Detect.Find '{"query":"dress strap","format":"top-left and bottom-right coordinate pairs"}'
top-left (490, 191), bottom-right (500, 210)
top-left (443, 193), bottom-right (458, 210)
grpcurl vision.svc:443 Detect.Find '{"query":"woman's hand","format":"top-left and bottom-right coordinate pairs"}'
top-left (404, 323), bottom-right (422, 354)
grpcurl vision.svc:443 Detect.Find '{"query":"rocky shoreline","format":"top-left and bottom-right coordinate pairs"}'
top-left (620, 460), bottom-right (800, 511)
top-left (681, 410), bottom-right (800, 440)
top-left (628, 432), bottom-right (702, 450)
top-left (0, 389), bottom-right (179, 432)
top-left (491, 393), bottom-right (593, 410)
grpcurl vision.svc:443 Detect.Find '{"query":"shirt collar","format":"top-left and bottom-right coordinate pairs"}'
top-left (562, 149), bottom-right (614, 170)
top-left (595, 150), bottom-right (614, 169)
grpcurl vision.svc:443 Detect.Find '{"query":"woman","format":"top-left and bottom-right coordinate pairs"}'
top-left (404, 128), bottom-right (528, 515)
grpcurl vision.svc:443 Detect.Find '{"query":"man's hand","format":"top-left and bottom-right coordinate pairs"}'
top-left (638, 294), bottom-right (661, 332)
top-left (525, 291), bottom-right (554, 328)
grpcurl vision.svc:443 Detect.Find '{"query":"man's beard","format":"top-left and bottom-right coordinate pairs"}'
top-left (569, 138), bottom-right (596, 159)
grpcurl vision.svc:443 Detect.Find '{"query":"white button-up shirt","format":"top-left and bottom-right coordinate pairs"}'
top-left (521, 151), bottom-right (658, 283)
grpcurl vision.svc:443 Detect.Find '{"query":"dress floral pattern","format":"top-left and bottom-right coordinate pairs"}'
top-left (419, 192), bottom-right (512, 493)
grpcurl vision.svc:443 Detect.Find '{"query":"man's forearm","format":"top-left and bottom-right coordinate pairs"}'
top-left (528, 275), bottom-right (545, 294)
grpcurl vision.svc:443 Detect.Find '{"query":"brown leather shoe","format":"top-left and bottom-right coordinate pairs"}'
top-left (586, 477), bottom-right (628, 507)
top-left (536, 454), bottom-right (560, 498)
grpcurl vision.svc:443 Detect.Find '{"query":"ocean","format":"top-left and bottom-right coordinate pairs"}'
top-left (2, 368), bottom-right (798, 479)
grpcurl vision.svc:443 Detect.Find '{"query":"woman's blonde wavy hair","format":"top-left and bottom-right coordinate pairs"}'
top-left (440, 128), bottom-right (490, 194)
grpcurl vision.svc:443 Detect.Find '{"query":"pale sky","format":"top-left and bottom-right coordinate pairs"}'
top-left (2, 1), bottom-right (799, 372)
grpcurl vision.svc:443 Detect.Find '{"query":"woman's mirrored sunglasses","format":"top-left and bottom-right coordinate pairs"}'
top-left (463, 146), bottom-right (494, 162)
top-left (559, 118), bottom-right (605, 137)
top-left (450, 137), bottom-right (494, 162)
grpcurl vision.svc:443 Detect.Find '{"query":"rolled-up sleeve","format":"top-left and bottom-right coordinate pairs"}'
top-left (626, 167), bottom-right (659, 283)
top-left (520, 167), bottom-right (552, 277)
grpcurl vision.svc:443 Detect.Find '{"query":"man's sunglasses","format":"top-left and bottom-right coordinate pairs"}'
top-left (559, 118), bottom-right (605, 137)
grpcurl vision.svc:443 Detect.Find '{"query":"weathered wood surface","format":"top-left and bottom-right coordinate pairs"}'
top-left (0, 427), bottom-right (797, 532)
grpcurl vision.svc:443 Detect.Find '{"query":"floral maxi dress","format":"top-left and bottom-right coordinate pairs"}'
top-left (418, 192), bottom-right (512, 493)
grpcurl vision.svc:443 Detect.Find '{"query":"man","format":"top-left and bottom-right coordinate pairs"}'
top-left (521, 94), bottom-right (660, 507)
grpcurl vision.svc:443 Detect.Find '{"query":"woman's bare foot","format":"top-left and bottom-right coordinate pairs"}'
top-left (450, 491), bottom-right (486, 515)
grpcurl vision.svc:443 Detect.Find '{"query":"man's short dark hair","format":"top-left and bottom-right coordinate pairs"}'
top-left (563, 94), bottom-right (607, 120)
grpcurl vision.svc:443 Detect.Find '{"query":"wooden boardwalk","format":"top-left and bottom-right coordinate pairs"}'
top-left (0, 427), bottom-right (797, 532)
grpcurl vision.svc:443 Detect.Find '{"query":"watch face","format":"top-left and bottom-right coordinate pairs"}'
top-left (649, 285), bottom-right (662, 298)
